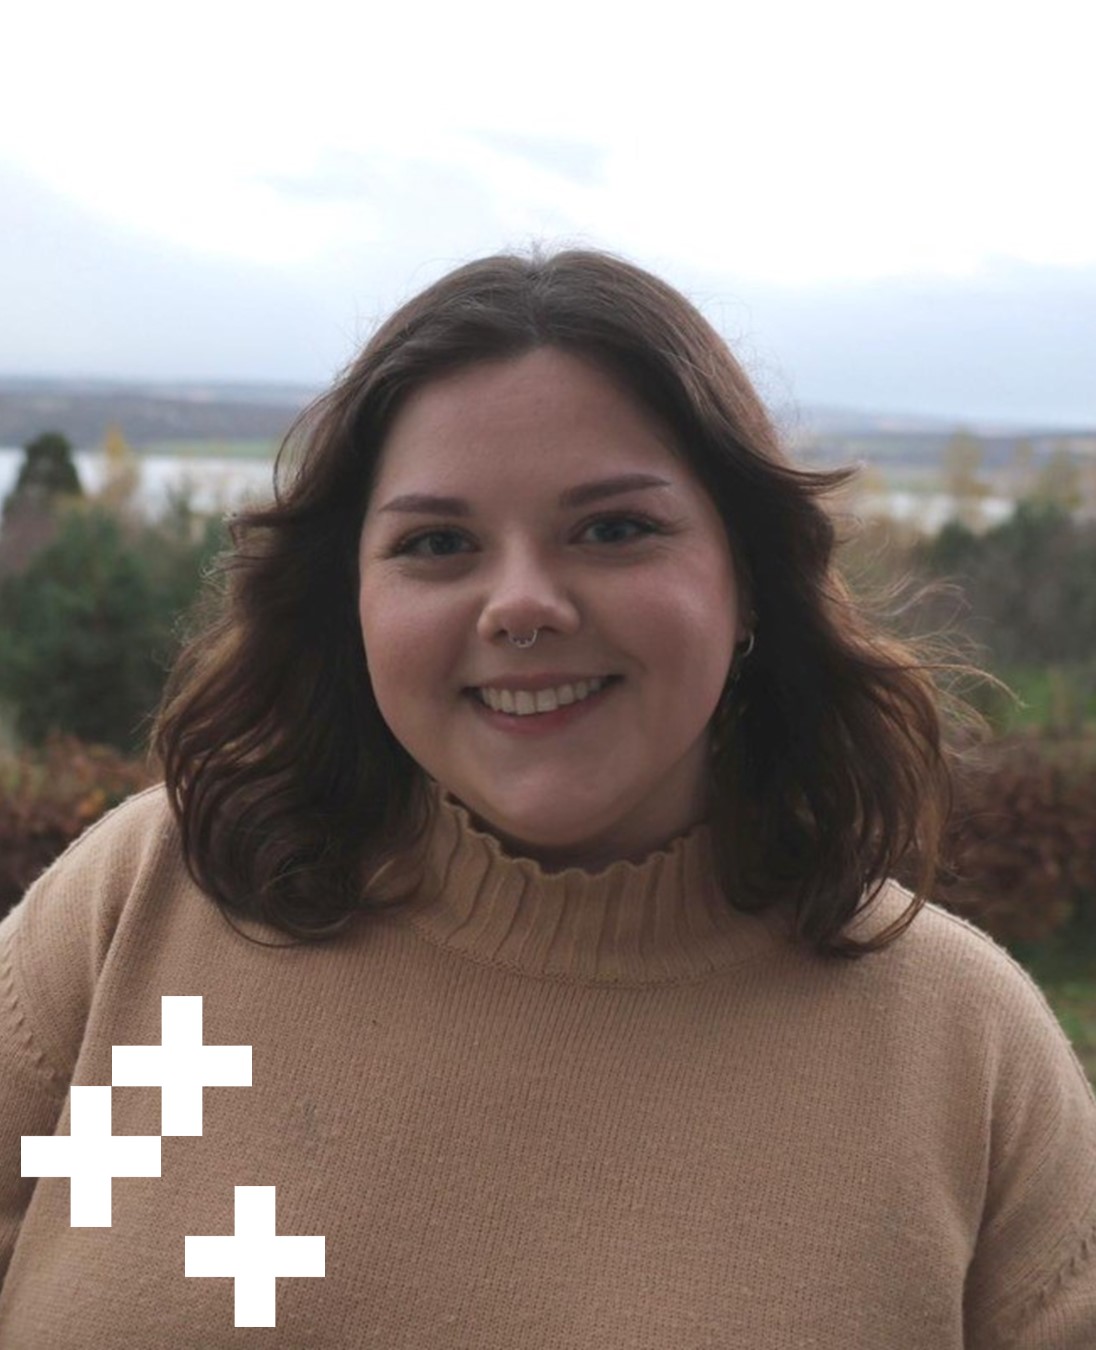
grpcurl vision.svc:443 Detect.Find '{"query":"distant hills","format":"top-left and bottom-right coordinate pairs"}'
top-left (0, 377), bottom-right (1091, 469)
top-left (0, 377), bottom-right (318, 450)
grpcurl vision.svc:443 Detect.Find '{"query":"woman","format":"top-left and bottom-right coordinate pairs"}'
top-left (1, 248), bottom-right (1093, 1347)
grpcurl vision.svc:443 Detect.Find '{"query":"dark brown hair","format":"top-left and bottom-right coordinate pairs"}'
top-left (152, 245), bottom-right (991, 959)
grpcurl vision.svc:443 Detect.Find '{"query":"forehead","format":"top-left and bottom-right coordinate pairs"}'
top-left (371, 348), bottom-right (682, 487)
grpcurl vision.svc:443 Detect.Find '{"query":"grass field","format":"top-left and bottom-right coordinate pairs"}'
top-left (1017, 932), bottom-right (1096, 1088)
top-left (1041, 981), bottom-right (1096, 1086)
top-left (141, 439), bottom-right (278, 460)
top-left (989, 665), bottom-right (1096, 736)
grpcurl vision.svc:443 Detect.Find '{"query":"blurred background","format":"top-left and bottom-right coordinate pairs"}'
top-left (1, 1), bottom-right (1093, 1074)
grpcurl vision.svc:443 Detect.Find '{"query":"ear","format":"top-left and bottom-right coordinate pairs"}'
top-left (729, 543), bottom-right (756, 646)
top-left (736, 592), bottom-right (757, 647)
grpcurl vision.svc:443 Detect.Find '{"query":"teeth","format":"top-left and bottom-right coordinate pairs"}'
top-left (477, 676), bottom-right (610, 716)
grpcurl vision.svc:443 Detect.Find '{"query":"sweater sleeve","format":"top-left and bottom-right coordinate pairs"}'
top-left (0, 788), bottom-right (171, 1288)
top-left (963, 945), bottom-right (1096, 1349)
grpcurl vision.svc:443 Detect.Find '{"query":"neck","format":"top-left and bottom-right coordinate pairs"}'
top-left (395, 777), bottom-right (788, 985)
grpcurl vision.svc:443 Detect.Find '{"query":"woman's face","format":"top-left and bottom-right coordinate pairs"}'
top-left (357, 346), bottom-right (748, 871)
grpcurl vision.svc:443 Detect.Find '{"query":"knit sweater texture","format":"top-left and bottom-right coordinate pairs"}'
top-left (1, 781), bottom-right (1095, 1348)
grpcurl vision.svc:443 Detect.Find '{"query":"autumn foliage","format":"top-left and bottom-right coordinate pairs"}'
top-left (0, 735), bottom-right (156, 921)
top-left (910, 732), bottom-right (1096, 947)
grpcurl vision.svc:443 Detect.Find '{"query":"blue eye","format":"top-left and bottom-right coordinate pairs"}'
top-left (388, 512), bottom-right (663, 560)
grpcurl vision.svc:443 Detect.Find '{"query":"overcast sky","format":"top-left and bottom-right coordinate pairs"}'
top-left (2, 0), bottom-right (1093, 428)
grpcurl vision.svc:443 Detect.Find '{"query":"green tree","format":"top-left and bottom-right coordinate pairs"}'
top-left (915, 500), bottom-right (1096, 667)
top-left (0, 499), bottom-right (225, 751)
top-left (2, 431), bottom-right (83, 522)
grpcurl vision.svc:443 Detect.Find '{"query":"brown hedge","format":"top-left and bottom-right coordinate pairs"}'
top-left (897, 731), bottom-right (1096, 946)
top-left (2, 734), bottom-right (1095, 948)
top-left (0, 735), bottom-right (156, 922)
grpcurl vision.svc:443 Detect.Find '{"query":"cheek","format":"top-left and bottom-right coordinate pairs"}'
top-left (358, 589), bottom-right (410, 691)
top-left (358, 586), bottom-right (458, 708)
top-left (358, 603), bottom-right (428, 748)
top-left (654, 565), bottom-right (739, 693)
top-left (648, 558), bottom-right (737, 638)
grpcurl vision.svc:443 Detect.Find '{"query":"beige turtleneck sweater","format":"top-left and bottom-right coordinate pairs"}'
top-left (1, 782), bottom-right (1094, 1348)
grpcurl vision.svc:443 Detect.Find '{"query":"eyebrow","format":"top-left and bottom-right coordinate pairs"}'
top-left (378, 473), bottom-right (674, 517)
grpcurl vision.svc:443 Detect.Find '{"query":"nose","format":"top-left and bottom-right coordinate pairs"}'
top-left (474, 546), bottom-right (583, 646)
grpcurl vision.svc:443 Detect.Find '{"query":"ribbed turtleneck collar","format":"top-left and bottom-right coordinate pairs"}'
top-left (399, 779), bottom-right (791, 986)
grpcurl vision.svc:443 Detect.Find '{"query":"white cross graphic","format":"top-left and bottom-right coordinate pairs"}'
top-left (185, 1185), bottom-right (325, 1327)
top-left (21, 1085), bottom-right (161, 1226)
top-left (112, 996), bottom-right (252, 1135)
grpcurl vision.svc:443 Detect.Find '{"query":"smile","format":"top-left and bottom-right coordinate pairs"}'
top-left (465, 677), bottom-right (623, 734)
top-left (474, 676), bottom-right (614, 715)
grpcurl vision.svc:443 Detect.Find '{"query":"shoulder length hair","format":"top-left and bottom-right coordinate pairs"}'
top-left (152, 246), bottom-right (988, 959)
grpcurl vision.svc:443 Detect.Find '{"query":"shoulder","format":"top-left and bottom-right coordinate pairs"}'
top-left (34, 782), bottom-right (178, 880)
top-left (856, 880), bottom-right (1095, 1100)
top-left (853, 877), bottom-right (1052, 999)
top-left (4, 783), bottom-right (181, 932)
top-left (0, 785), bottom-right (188, 1080)
top-left (889, 889), bottom-right (1096, 1339)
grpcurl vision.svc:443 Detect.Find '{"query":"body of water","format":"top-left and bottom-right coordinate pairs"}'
top-left (852, 489), bottom-right (1015, 532)
top-left (0, 448), bottom-right (277, 517)
top-left (0, 448), bottom-right (1018, 533)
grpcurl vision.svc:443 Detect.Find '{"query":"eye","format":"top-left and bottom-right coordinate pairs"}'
top-left (386, 512), bottom-right (665, 560)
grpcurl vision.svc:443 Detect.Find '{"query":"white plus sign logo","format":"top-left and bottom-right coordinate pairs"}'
top-left (185, 1185), bottom-right (325, 1327)
top-left (112, 996), bottom-right (252, 1135)
top-left (21, 1085), bottom-right (161, 1226)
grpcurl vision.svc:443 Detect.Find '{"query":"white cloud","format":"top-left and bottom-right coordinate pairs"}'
top-left (2, 0), bottom-right (1092, 283)
top-left (1, 0), bottom-right (1093, 422)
